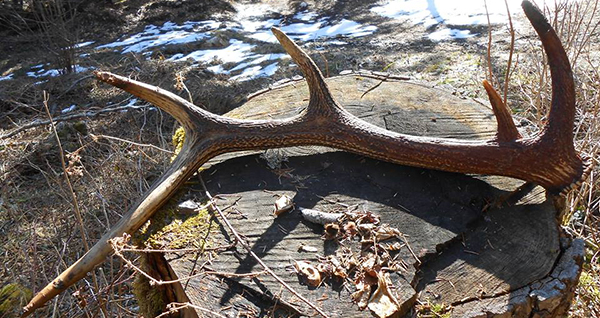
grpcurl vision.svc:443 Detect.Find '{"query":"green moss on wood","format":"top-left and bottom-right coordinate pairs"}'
top-left (171, 126), bottom-right (185, 161)
top-left (131, 127), bottom-right (218, 315)
top-left (132, 256), bottom-right (167, 318)
top-left (139, 206), bottom-right (216, 250)
top-left (0, 283), bottom-right (32, 317)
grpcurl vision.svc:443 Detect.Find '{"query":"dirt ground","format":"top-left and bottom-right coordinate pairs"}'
top-left (0, 0), bottom-right (598, 317)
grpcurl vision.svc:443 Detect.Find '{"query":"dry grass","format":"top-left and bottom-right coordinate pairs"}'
top-left (502, 1), bottom-right (600, 316)
top-left (0, 35), bottom-right (271, 316)
top-left (0, 97), bottom-right (176, 317)
top-left (0, 0), bottom-right (599, 317)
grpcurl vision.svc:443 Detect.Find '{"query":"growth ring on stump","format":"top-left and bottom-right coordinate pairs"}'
top-left (140, 73), bottom-right (584, 318)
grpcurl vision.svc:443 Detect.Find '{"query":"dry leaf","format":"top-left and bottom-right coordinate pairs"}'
top-left (273, 194), bottom-right (293, 216)
top-left (298, 244), bottom-right (318, 253)
top-left (374, 225), bottom-right (401, 241)
top-left (351, 280), bottom-right (372, 310)
top-left (294, 261), bottom-right (321, 287)
top-left (368, 272), bottom-right (400, 318)
top-left (324, 223), bottom-right (340, 239)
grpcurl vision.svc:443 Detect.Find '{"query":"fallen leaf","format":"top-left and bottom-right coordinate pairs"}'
top-left (273, 194), bottom-right (293, 216)
top-left (368, 272), bottom-right (400, 318)
top-left (294, 261), bottom-right (321, 287)
top-left (298, 244), bottom-right (318, 253)
top-left (351, 280), bottom-right (372, 310)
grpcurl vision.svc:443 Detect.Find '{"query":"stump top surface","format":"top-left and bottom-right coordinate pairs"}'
top-left (158, 74), bottom-right (575, 318)
top-left (227, 74), bottom-right (497, 140)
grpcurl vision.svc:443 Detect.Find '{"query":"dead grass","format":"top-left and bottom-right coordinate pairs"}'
top-left (0, 0), bottom-right (599, 317)
top-left (499, 1), bottom-right (600, 316)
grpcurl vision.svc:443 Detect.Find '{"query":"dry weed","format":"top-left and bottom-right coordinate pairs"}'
top-left (503, 1), bottom-right (600, 316)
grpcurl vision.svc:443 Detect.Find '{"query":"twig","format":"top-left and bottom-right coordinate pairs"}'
top-left (55, 75), bottom-right (94, 100)
top-left (110, 237), bottom-right (265, 286)
top-left (0, 104), bottom-right (153, 140)
top-left (175, 72), bottom-right (194, 104)
top-left (42, 91), bottom-right (107, 317)
top-left (90, 134), bottom-right (174, 154)
top-left (484, 0), bottom-right (495, 86)
top-left (400, 234), bottom-right (421, 265)
top-left (318, 51), bottom-right (329, 78)
top-left (155, 302), bottom-right (227, 318)
top-left (43, 91), bottom-right (90, 251)
top-left (361, 74), bottom-right (389, 99)
top-left (198, 174), bottom-right (331, 318)
top-left (119, 242), bottom-right (235, 254)
top-left (503, 0), bottom-right (515, 105)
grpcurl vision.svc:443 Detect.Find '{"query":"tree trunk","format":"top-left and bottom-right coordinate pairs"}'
top-left (138, 72), bottom-right (583, 318)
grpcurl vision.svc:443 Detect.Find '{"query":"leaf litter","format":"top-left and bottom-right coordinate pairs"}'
top-left (294, 206), bottom-right (416, 318)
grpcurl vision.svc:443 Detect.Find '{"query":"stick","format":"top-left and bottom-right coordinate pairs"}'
top-left (42, 92), bottom-right (108, 317)
top-left (90, 134), bottom-right (173, 154)
top-left (503, 0), bottom-right (515, 105)
top-left (1, 103), bottom-right (154, 140)
top-left (198, 174), bottom-right (331, 318)
top-left (155, 302), bottom-right (227, 318)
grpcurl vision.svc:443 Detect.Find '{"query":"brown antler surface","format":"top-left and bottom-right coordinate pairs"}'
top-left (22, 1), bottom-right (589, 316)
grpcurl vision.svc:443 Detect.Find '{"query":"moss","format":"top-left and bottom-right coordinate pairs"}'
top-left (130, 128), bottom-right (217, 314)
top-left (579, 271), bottom-right (600, 303)
top-left (416, 299), bottom-right (452, 318)
top-left (131, 256), bottom-right (167, 318)
top-left (171, 126), bottom-right (186, 161)
top-left (73, 121), bottom-right (88, 135)
top-left (0, 283), bottom-right (32, 317)
top-left (138, 206), bottom-right (215, 250)
top-left (132, 198), bottom-right (216, 316)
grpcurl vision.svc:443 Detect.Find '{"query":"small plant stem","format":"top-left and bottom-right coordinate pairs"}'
top-left (42, 91), bottom-right (108, 317)
top-left (198, 174), bottom-right (331, 318)
top-left (503, 0), bottom-right (515, 105)
top-left (484, 0), bottom-right (495, 86)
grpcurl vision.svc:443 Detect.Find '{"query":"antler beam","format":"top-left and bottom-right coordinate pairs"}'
top-left (22, 1), bottom-right (589, 316)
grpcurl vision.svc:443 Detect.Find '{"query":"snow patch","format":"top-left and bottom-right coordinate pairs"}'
top-left (371, 0), bottom-right (525, 41)
top-left (27, 65), bottom-right (93, 78)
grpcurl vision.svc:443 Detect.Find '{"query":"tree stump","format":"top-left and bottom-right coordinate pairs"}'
top-left (137, 72), bottom-right (584, 318)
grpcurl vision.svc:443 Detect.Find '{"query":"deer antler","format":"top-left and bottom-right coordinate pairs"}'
top-left (22, 1), bottom-right (589, 316)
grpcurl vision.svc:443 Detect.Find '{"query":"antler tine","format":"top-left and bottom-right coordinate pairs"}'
top-left (271, 27), bottom-right (340, 114)
top-left (94, 71), bottom-right (218, 131)
top-left (22, 73), bottom-right (220, 317)
top-left (521, 1), bottom-right (575, 145)
top-left (482, 80), bottom-right (521, 142)
top-left (23, 3), bottom-right (590, 316)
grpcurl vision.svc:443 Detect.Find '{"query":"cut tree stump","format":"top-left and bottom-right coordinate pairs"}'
top-left (138, 72), bottom-right (584, 318)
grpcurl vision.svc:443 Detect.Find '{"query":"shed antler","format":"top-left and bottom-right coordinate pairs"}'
top-left (23, 1), bottom-right (589, 316)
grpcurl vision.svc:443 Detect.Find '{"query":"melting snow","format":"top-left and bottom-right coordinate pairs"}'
top-left (371, 0), bottom-right (524, 26)
top-left (428, 28), bottom-right (475, 41)
top-left (61, 104), bottom-right (77, 114)
top-left (169, 39), bottom-right (255, 63)
top-left (93, 4), bottom-right (377, 81)
top-left (15, 0), bottom-right (553, 82)
top-left (27, 65), bottom-right (93, 78)
top-left (97, 21), bottom-right (221, 54)
top-left (75, 41), bottom-right (95, 48)
top-left (371, 0), bottom-right (524, 41)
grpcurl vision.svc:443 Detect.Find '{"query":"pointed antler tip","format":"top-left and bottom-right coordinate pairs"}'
top-left (271, 27), bottom-right (292, 48)
top-left (481, 80), bottom-right (499, 100)
top-left (522, 0), bottom-right (552, 34)
top-left (482, 79), bottom-right (491, 89)
top-left (94, 70), bottom-right (120, 86)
